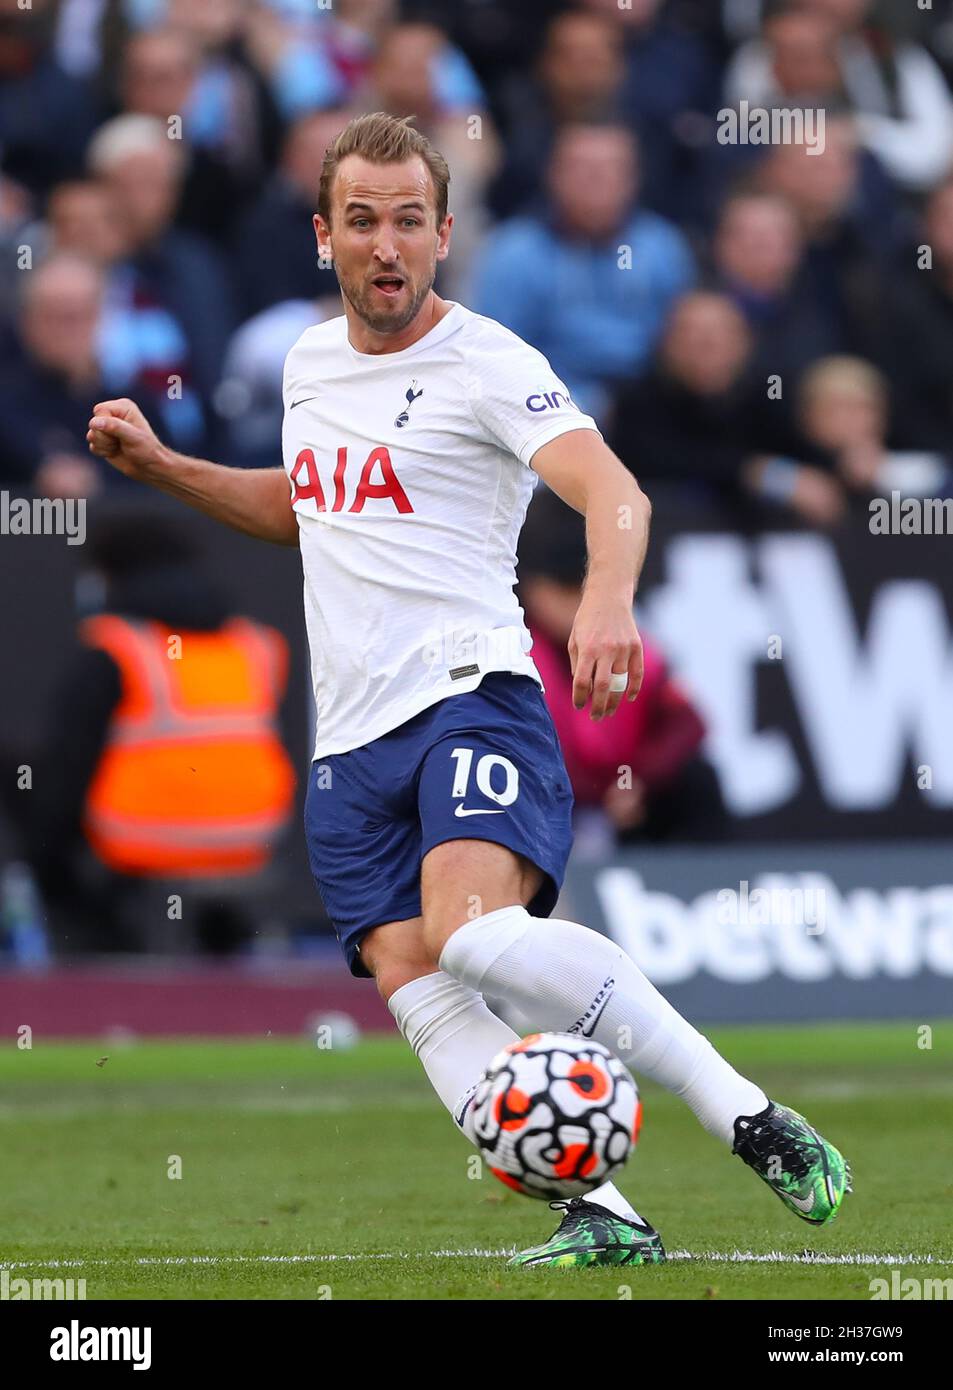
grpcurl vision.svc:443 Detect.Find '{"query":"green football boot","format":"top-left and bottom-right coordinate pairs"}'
top-left (508, 1197), bottom-right (666, 1269)
top-left (732, 1100), bottom-right (852, 1226)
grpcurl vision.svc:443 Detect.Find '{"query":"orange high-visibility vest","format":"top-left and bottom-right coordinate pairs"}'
top-left (80, 614), bottom-right (296, 877)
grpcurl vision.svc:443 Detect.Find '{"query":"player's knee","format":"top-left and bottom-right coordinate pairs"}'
top-left (373, 959), bottom-right (438, 1004)
top-left (361, 922), bottom-right (437, 1003)
top-left (420, 910), bottom-right (461, 963)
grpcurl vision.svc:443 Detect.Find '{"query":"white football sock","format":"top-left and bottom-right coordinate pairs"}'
top-left (582, 1181), bottom-right (648, 1224)
top-left (439, 906), bottom-right (768, 1146)
top-left (387, 970), bottom-right (642, 1221)
top-left (387, 970), bottom-right (516, 1136)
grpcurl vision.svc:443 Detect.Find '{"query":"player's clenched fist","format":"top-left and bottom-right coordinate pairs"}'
top-left (86, 399), bottom-right (166, 480)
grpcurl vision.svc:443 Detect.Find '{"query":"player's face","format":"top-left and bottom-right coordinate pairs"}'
top-left (315, 155), bottom-right (451, 336)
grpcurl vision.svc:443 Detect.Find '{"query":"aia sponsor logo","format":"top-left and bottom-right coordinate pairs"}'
top-left (290, 446), bottom-right (413, 513)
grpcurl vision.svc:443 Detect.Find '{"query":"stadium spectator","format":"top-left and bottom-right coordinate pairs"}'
top-left (710, 190), bottom-right (842, 390)
top-left (581, 0), bottom-right (718, 118)
top-left (116, 26), bottom-right (260, 238)
top-left (232, 108), bottom-right (348, 318)
top-left (724, 6), bottom-right (845, 108)
top-left (472, 122), bottom-right (696, 421)
top-left (753, 117), bottom-right (901, 344)
top-left (577, 0), bottom-right (720, 218)
top-left (164, 0), bottom-right (278, 169)
top-left (241, 0), bottom-right (483, 123)
top-left (725, 0), bottom-right (953, 190)
top-left (488, 8), bottom-right (627, 219)
top-left (0, 172), bottom-right (33, 324)
top-left (857, 176), bottom-right (953, 451)
top-left (610, 290), bottom-right (848, 526)
top-left (794, 355), bottom-right (952, 499)
top-left (0, 512), bottom-right (296, 955)
top-left (86, 114), bottom-right (236, 449)
top-left (44, 179), bottom-right (126, 268)
top-left (240, 0), bottom-right (392, 119)
top-left (357, 16), bottom-right (489, 118)
top-left (215, 297), bottom-right (335, 468)
top-left (419, 0), bottom-right (581, 106)
top-left (718, 0), bottom-right (946, 41)
top-left (0, 254), bottom-right (159, 497)
top-left (518, 490), bottom-right (722, 848)
top-left (0, 0), bottom-right (100, 196)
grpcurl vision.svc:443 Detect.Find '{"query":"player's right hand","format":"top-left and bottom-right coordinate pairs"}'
top-left (86, 399), bottom-right (165, 480)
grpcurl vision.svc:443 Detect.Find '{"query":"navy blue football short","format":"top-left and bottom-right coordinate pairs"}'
top-left (304, 673), bottom-right (575, 976)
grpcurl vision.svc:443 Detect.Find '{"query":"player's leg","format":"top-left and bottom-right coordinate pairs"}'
top-left (305, 700), bottom-right (661, 1266)
top-left (360, 916), bottom-right (521, 1130)
top-left (425, 841), bottom-right (850, 1227)
top-left (362, 898), bottom-right (650, 1216)
top-left (413, 674), bottom-right (668, 1264)
top-left (424, 839), bottom-right (766, 1142)
top-left (363, 903), bottom-right (662, 1270)
top-left (304, 750), bottom-right (518, 1134)
top-left (414, 675), bottom-right (849, 1229)
top-left (414, 674), bottom-right (767, 1143)
top-left (304, 740), bottom-right (643, 1237)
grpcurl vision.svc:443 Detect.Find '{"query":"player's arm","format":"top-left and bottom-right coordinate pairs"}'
top-left (532, 428), bottom-right (651, 721)
top-left (86, 398), bottom-right (298, 547)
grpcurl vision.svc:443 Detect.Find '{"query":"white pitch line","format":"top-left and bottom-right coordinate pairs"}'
top-left (2, 1250), bottom-right (951, 1271)
top-left (667, 1251), bottom-right (953, 1267)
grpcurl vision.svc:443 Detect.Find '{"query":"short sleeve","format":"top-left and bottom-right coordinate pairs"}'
top-left (465, 325), bottom-right (602, 467)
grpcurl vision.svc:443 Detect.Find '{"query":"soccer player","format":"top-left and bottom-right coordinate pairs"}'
top-left (87, 112), bottom-right (850, 1268)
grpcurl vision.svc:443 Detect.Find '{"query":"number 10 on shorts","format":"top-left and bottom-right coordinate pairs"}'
top-left (449, 747), bottom-right (520, 807)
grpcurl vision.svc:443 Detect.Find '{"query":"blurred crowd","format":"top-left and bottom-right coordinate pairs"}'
top-left (2, 0), bottom-right (953, 525)
top-left (6, 0), bottom-right (953, 956)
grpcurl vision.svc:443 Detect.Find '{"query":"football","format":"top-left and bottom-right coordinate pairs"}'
top-left (470, 1032), bottom-right (642, 1200)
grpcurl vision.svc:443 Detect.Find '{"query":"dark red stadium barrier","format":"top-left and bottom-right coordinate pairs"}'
top-left (0, 961), bottom-right (392, 1037)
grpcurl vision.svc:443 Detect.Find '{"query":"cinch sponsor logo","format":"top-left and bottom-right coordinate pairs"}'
top-left (49, 1320), bottom-right (151, 1370)
top-left (525, 391), bottom-right (574, 413)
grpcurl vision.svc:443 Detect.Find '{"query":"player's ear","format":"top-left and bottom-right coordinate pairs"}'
top-left (313, 212), bottom-right (332, 260)
top-left (435, 212), bottom-right (452, 262)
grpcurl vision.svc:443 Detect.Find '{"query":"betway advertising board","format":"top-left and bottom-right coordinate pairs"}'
top-left (563, 842), bottom-right (953, 1023)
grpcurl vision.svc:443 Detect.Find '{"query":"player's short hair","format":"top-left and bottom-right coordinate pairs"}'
top-left (317, 112), bottom-right (450, 227)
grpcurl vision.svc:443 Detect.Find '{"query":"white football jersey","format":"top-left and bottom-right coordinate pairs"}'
top-left (281, 301), bottom-right (600, 759)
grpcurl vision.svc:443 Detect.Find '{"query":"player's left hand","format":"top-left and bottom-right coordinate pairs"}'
top-left (568, 593), bottom-right (643, 720)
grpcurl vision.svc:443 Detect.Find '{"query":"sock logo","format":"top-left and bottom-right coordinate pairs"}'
top-left (568, 976), bottom-right (615, 1038)
top-left (453, 1081), bottom-right (479, 1132)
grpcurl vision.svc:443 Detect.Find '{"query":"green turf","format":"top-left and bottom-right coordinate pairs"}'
top-left (1, 1023), bottom-right (951, 1300)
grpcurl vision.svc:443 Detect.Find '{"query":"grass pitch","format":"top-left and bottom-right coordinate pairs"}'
top-left (1, 1022), bottom-right (951, 1300)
